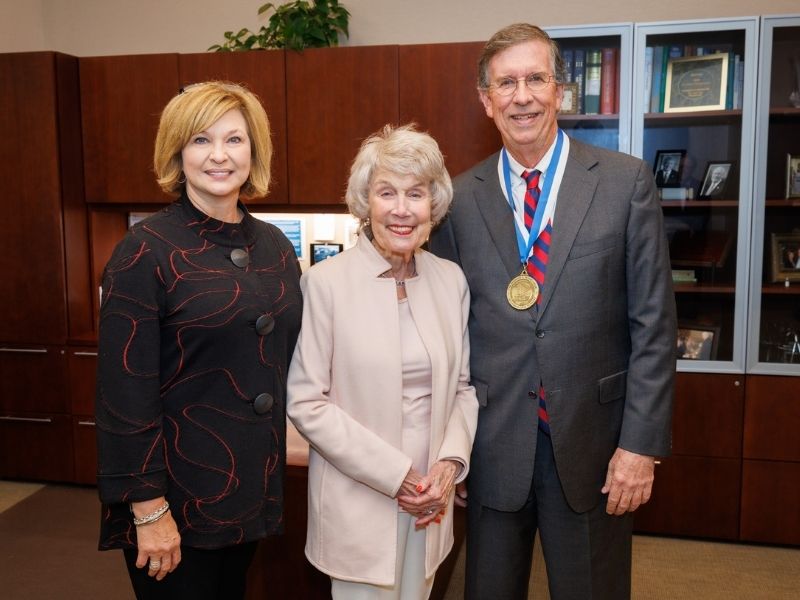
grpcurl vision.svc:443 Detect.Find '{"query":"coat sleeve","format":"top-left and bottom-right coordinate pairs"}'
top-left (434, 268), bottom-right (478, 483)
top-left (620, 160), bottom-right (677, 457)
top-left (287, 269), bottom-right (413, 498)
top-left (95, 233), bottom-right (168, 504)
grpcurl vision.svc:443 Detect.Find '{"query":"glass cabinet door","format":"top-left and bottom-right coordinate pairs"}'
top-left (546, 24), bottom-right (633, 154)
top-left (632, 18), bottom-right (759, 371)
top-left (748, 15), bottom-right (800, 375)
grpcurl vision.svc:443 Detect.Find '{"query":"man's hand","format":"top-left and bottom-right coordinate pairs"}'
top-left (601, 447), bottom-right (655, 516)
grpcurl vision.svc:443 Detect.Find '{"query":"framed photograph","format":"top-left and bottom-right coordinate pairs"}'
top-left (559, 82), bottom-right (579, 115)
top-left (252, 215), bottom-right (306, 260)
top-left (676, 324), bottom-right (719, 361)
top-left (653, 149), bottom-right (686, 188)
top-left (310, 242), bottom-right (343, 265)
top-left (786, 154), bottom-right (800, 198)
top-left (770, 233), bottom-right (800, 283)
top-left (664, 53), bottom-right (728, 113)
top-left (697, 161), bottom-right (735, 199)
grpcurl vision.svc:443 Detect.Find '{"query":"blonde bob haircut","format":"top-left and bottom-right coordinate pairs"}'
top-left (154, 81), bottom-right (272, 198)
top-left (346, 124), bottom-right (453, 227)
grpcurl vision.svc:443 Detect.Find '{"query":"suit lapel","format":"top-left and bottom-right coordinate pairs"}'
top-left (538, 142), bottom-right (599, 317)
top-left (471, 154), bottom-right (522, 281)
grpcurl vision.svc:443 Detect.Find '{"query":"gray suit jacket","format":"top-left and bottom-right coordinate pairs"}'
top-left (429, 138), bottom-right (676, 514)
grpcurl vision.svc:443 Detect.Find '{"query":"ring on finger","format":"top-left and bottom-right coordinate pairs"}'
top-left (425, 508), bottom-right (435, 515)
top-left (149, 560), bottom-right (161, 570)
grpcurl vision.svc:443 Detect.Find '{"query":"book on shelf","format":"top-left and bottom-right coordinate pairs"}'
top-left (671, 269), bottom-right (697, 284)
top-left (600, 47), bottom-right (617, 115)
top-left (649, 45), bottom-right (664, 113)
top-left (658, 46), bottom-right (672, 112)
top-left (669, 230), bottom-right (733, 269)
top-left (562, 48), bottom-right (574, 83)
top-left (573, 49), bottom-right (586, 114)
top-left (584, 49), bottom-right (602, 114)
top-left (725, 51), bottom-right (735, 110)
top-left (643, 46), bottom-right (654, 112)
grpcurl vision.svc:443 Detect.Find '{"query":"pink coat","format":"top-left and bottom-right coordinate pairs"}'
top-left (287, 234), bottom-right (478, 585)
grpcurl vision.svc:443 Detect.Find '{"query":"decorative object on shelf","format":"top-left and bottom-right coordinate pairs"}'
top-left (309, 242), bottom-right (343, 265)
top-left (698, 161), bottom-right (735, 199)
top-left (664, 53), bottom-right (728, 113)
top-left (769, 232), bottom-right (800, 283)
top-left (660, 187), bottom-right (694, 201)
top-left (671, 268), bottom-right (697, 284)
top-left (779, 329), bottom-right (800, 363)
top-left (653, 149), bottom-right (686, 188)
top-left (786, 154), bottom-right (800, 198)
top-left (789, 53), bottom-right (800, 108)
top-left (208, 1), bottom-right (350, 52)
top-left (676, 323), bottom-right (719, 360)
top-left (559, 82), bottom-right (579, 115)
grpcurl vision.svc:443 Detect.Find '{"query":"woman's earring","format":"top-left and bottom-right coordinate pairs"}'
top-left (178, 173), bottom-right (186, 184)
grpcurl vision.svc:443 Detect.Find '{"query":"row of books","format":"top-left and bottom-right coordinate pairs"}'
top-left (643, 44), bottom-right (744, 113)
top-left (561, 47), bottom-right (619, 115)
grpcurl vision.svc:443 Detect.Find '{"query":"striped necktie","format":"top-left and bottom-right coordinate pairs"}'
top-left (522, 169), bottom-right (553, 435)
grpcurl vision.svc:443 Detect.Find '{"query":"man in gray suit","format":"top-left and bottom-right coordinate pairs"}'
top-left (429, 24), bottom-right (676, 599)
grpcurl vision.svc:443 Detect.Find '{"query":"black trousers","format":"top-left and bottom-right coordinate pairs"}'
top-left (465, 432), bottom-right (633, 600)
top-left (123, 541), bottom-right (258, 600)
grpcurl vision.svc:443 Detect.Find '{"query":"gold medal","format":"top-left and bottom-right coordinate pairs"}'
top-left (506, 267), bottom-right (539, 310)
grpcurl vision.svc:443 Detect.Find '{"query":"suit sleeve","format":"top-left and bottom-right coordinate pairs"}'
top-left (620, 161), bottom-right (677, 457)
top-left (287, 270), bottom-right (413, 498)
top-left (434, 269), bottom-right (478, 483)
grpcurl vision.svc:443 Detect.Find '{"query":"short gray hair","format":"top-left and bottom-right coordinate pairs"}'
top-left (345, 124), bottom-right (453, 226)
top-left (477, 23), bottom-right (566, 90)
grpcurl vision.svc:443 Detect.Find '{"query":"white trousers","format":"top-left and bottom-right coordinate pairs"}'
top-left (331, 511), bottom-right (434, 600)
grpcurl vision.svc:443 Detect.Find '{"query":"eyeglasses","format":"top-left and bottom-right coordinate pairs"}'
top-left (487, 72), bottom-right (557, 96)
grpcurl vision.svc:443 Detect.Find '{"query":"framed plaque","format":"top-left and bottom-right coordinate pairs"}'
top-left (664, 53), bottom-right (728, 113)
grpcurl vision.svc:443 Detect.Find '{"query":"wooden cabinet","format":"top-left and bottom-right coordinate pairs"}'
top-left (0, 52), bottom-right (90, 344)
top-left (68, 347), bottom-right (98, 484)
top-left (739, 374), bottom-right (800, 544)
top-left (80, 53), bottom-right (179, 204)
top-left (398, 42), bottom-right (500, 178)
top-left (0, 346), bottom-right (73, 482)
top-left (634, 372), bottom-right (744, 539)
top-left (179, 51), bottom-right (289, 205)
top-left (286, 45), bottom-right (399, 205)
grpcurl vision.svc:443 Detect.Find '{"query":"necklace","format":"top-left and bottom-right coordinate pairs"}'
top-left (381, 257), bottom-right (416, 286)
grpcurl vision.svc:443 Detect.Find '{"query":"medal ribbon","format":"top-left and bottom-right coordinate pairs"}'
top-left (502, 129), bottom-right (564, 269)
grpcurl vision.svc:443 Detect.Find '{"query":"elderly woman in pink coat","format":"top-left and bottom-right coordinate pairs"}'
top-left (287, 124), bottom-right (478, 599)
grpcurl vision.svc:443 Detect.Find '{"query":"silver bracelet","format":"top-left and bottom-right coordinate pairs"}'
top-left (131, 501), bottom-right (170, 526)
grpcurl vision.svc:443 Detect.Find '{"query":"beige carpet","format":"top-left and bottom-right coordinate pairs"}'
top-left (442, 532), bottom-right (800, 599)
top-left (2, 481), bottom-right (798, 599)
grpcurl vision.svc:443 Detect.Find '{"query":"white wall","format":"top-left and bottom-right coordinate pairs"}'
top-left (1, 0), bottom-right (797, 56)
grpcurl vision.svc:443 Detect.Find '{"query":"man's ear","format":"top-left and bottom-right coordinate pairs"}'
top-left (478, 88), bottom-right (493, 119)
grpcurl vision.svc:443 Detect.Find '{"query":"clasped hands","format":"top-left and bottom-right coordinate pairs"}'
top-left (396, 459), bottom-right (459, 528)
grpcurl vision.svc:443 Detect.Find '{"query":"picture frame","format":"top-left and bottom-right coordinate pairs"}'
top-left (697, 161), bottom-right (735, 199)
top-left (664, 53), bottom-right (728, 113)
top-left (559, 82), bottom-right (579, 115)
top-left (676, 324), bottom-right (719, 361)
top-left (770, 233), bottom-right (800, 283)
top-left (653, 149), bottom-right (686, 188)
top-left (786, 154), bottom-right (800, 199)
top-left (310, 242), bottom-right (343, 265)
top-left (252, 215), bottom-right (306, 260)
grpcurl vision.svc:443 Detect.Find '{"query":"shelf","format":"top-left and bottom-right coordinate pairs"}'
top-left (644, 109), bottom-right (742, 126)
top-left (673, 283), bottom-right (736, 294)
top-left (768, 106), bottom-right (800, 117)
top-left (761, 284), bottom-right (800, 295)
top-left (557, 113), bottom-right (619, 122)
top-left (662, 199), bottom-right (739, 208)
top-left (765, 198), bottom-right (800, 207)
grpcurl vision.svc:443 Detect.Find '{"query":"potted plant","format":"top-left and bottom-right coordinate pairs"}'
top-left (209, 0), bottom-right (350, 52)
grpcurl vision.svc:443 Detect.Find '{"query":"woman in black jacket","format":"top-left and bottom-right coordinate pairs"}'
top-left (95, 81), bottom-right (302, 599)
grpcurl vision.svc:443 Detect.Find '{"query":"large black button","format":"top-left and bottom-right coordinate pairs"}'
top-left (535, 329), bottom-right (545, 338)
top-left (255, 314), bottom-right (275, 336)
top-left (230, 248), bottom-right (249, 268)
top-left (253, 393), bottom-right (274, 414)
top-left (528, 390), bottom-right (538, 400)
